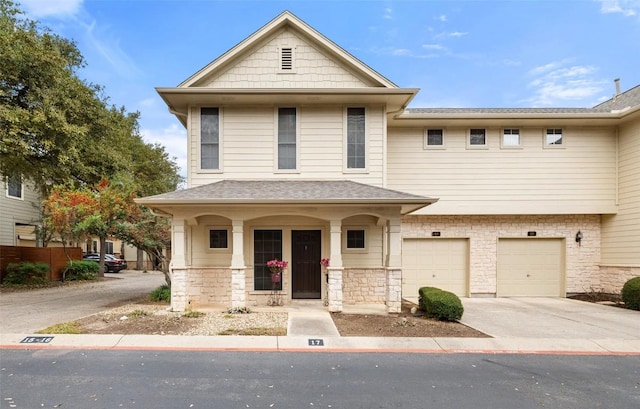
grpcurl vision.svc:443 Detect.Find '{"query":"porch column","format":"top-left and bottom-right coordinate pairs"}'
top-left (170, 216), bottom-right (188, 311)
top-left (230, 219), bottom-right (246, 308)
top-left (327, 219), bottom-right (344, 312)
top-left (386, 217), bottom-right (402, 313)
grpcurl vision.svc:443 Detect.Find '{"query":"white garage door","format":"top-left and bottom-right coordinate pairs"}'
top-left (497, 239), bottom-right (564, 297)
top-left (402, 238), bottom-right (469, 299)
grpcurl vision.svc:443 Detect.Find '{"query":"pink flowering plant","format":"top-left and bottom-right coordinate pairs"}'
top-left (267, 259), bottom-right (288, 274)
top-left (320, 258), bottom-right (330, 268)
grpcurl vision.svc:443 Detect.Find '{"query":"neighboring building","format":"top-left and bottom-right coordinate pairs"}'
top-left (0, 175), bottom-right (42, 247)
top-left (138, 12), bottom-right (639, 313)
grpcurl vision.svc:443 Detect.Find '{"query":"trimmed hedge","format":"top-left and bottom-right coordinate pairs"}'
top-left (3, 262), bottom-right (49, 286)
top-left (64, 261), bottom-right (99, 281)
top-left (621, 276), bottom-right (640, 311)
top-left (418, 286), bottom-right (464, 321)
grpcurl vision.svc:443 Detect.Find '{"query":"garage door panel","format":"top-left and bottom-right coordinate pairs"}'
top-left (497, 239), bottom-right (564, 297)
top-left (402, 239), bottom-right (468, 298)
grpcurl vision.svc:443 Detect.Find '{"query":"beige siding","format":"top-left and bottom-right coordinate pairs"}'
top-left (387, 127), bottom-right (617, 215)
top-left (0, 180), bottom-right (41, 246)
top-left (341, 215), bottom-right (384, 268)
top-left (203, 29), bottom-right (374, 88)
top-left (601, 117), bottom-right (640, 266)
top-left (189, 216), bottom-right (233, 268)
top-left (189, 105), bottom-right (385, 188)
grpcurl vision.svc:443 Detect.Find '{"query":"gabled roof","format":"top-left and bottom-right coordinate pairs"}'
top-left (137, 180), bottom-right (437, 215)
top-left (593, 84), bottom-right (640, 112)
top-left (179, 11), bottom-right (398, 89)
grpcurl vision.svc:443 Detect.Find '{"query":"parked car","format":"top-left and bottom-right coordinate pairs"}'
top-left (82, 253), bottom-right (127, 273)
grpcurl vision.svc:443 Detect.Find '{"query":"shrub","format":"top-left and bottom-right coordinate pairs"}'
top-left (418, 286), bottom-right (464, 321)
top-left (3, 262), bottom-right (49, 286)
top-left (64, 261), bottom-right (99, 281)
top-left (621, 277), bottom-right (640, 311)
top-left (150, 284), bottom-right (171, 302)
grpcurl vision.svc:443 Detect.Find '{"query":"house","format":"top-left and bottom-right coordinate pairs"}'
top-left (138, 11), bottom-right (639, 313)
top-left (0, 175), bottom-right (42, 247)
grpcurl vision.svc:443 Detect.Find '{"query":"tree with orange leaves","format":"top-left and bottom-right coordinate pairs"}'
top-left (43, 179), bottom-right (136, 277)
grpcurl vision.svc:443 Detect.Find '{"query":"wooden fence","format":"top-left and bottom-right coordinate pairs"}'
top-left (0, 246), bottom-right (82, 282)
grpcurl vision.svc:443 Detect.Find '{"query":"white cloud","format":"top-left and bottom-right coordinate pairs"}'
top-left (140, 124), bottom-right (188, 178)
top-left (524, 60), bottom-right (607, 106)
top-left (81, 20), bottom-right (143, 79)
top-left (422, 44), bottom-right (446, 51)
top-left (20, 0), bottom-right (83, 18)
top-left (383, 7), bottom-right (393, 19)
top-left (598, 0), bottom-right (638, 16)
top-left (436, 14), bottom-right (447, 22)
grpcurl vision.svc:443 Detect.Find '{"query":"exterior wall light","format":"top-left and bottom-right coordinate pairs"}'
top-left (575, 230), bottom-right (583, 246)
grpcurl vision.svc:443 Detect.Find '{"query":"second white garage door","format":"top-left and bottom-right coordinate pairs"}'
top-left (497, 239), bottom-right (565, 297)
top-left (402, 238), bottom-right (469, 298)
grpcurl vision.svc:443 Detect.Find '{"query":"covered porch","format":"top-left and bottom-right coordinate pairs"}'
top-left (137, 180), bottom-right (436, 313)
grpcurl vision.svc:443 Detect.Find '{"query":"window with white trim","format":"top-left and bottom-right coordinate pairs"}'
top-left (277, 107), bottom-right (297, 170)
top-left (347, 107), bottom-right (366, 169)
top-left (469, 128), bottom-right (487, 146)
top-left (502, 128), bottom-right (520, 147)
top-left (425, 129), bottom-right (444, 148)
top-left (201, 107), bottom-right (220, 169)
top-left (546, 128), bottom-right (563, 146)
top-left (6, 174), bottom-right (22, 199)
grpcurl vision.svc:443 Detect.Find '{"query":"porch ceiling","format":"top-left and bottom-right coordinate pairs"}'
top-left (136, 180), bottom-right (437, 215)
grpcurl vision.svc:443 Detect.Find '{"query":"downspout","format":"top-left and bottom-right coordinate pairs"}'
top-left (169, 107), bottom-right (187, 118)
top-left (615, 126), bottom-right (619, 206)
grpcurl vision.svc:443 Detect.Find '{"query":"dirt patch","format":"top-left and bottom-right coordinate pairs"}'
top-left (0, 277), bottom-right (116, 293)
top-left (331, 301), bottom-right (488, 338)
top-left (568, 292), bottom-right (627, 309)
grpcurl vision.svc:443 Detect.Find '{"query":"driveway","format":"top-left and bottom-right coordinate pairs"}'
top-left (0, 270), bottom-right (165, 333)
top-left (461, 297), bottom-right (640, 339)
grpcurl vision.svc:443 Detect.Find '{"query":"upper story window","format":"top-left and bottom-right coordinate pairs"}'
top-left (546, 128), bottom-right (563, 146)
top-left (502, 128), bottom-right (520, 147)
top-left (347, 107), bottom-right (366, 169)
top-left (425, 129), bottom-right (444, 148)
top-left (6, 174), bottom-right (22, 199)
top-left (201, 108), bottom-right (220, 170)
top-left (469, 128), bottom-right (487, 147)
top-left (277, 107), bottom-right (297, 170)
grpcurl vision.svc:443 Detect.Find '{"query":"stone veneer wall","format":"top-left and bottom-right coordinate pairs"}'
top-left (402, 215), bottom-right (602, 295)
top-left (185, 268), bottom-right (232, 307)
top-left (342, 268), bottom-right (386, 304)
top-left (598, 266), bottom-right (640, 294)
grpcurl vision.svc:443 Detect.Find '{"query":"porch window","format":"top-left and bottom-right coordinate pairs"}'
top-left (201, 107), bottom-right (219, 169)
top-left (254, 230), bottom-right (283, 291)
top-left (277, 107), bottom-right (297, 170)
top-left (347, 107), bottom-right (366, 169)
top-left (346, 229), bottom-right (365, 249)
top-left (209, 229), bottom-right (228, 249)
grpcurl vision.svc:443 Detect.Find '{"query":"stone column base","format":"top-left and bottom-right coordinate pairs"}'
top-left (327, 267), bottom-right (344, 312)
top-left (231, 267), bottom-right (246, 308)
top-left (170, 267), bottom-right (188, 312)
top-left (386, 268), bottom-right (402, 313)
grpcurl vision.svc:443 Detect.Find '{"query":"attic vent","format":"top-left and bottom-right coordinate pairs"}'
top-left (281, 47), bottom-right (293, 70)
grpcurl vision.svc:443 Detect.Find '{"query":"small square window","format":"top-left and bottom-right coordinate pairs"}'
top-left (209, 230), bottom-right (228, 249)
top-left (346, 230), bottom-right (365, 249)
top-left (426, 129), bottom-right (444, 147)
top-left (469, 129), bottom-right (486, 146)
top-left (546, 128), bottom-right (563, 145)
top-left (502, 128), bottom-right (520, 147)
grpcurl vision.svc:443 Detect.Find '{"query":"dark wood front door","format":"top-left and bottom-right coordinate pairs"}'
top-left (292, 230), bottom-right (321, 299)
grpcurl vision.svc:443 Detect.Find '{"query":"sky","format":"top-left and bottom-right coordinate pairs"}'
top-left (17, 0), bottom-right (640, 176)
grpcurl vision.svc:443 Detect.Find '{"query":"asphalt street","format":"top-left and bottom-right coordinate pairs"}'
top-left (1, 349), bottom-right (638, 409)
